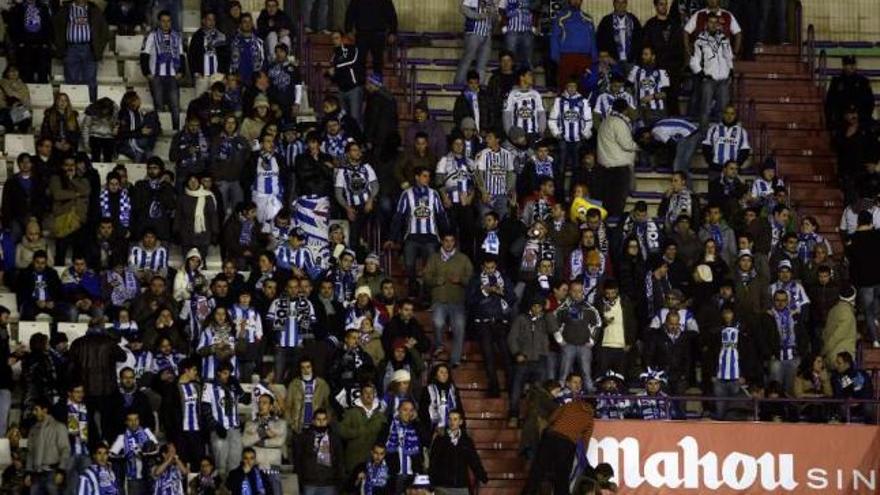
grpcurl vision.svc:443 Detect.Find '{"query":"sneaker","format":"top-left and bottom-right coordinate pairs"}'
top-left (873, 340), bottom-right (880, 349)
top-left (304, 27), bottom-right (314, 34)
top-left (507, 417), bottom-right (519, 428)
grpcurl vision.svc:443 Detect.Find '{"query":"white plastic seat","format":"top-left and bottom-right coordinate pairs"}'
top-left (132, 86), bottom-right (154, 111)
top-left (153, 137), bottom-right (171, 160)
top-left (116, 35), bottom-right (145, 58)
top-left (0, 293), bottom-right (17, 321)
top-left (255, 447), bottom-right (282, 468)
top-left (4, 134), bottom-right (35, 157)
top-left (16, 321), bottom-right (50, 347)
top-left (59, 84), bottom-right (91, 110)
top-left (26, 83), bottom-right (55, 108)
top-left (93, 162), bottom-right (118, 185)
top-left (57, 322), bottom-right (89, 342)
top-left (0, 438), bottom-right (11, 469)
top-left (98, 85), bottom-right (128, 106)
top-left (97, 60), bottom-right (124, 84)
top-left (124, 162), bottom-right (148, 184)
top-left (124, 60), bottom-right (148, 85)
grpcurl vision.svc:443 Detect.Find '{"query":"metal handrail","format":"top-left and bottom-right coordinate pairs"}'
top-left (409, 64), bottom-right (417, 116)
top-left (806, 24), bottom-right (816, 79)
top-left (585, 393), bottom-right (880, 424)
top-left (795, 0), bottom-right (804, 57)
top-left (817, 48), bottom-right (828, 90)
top-left (758, 123), bottom-right (768, 165)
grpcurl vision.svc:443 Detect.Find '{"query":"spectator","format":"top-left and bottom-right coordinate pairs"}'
top-left (335, 141), bottom-right (379, 256)
top-left (48, 157), bottom-right (91, 267)
top-left (644, 311), bottom-right (693, 394)
top-left (697, 204), bottom-right (737, 266)
top-left (255, 0), bottom-right (293, 59)
top-left (453, 72), bottom-right (493, 133)
top-left (379, 399), bottom-right (425, 494)
top-left (362, 74), bottom-right (399, 163)
top-left (201, 363), bottom-right (246, 473)
top-left (170, 116), bottom-right (211, 187)
top-left (286, 359), bottom-right (331, 435)
top-left (108, 411), bottom-right (159, 495)
top-left (428, 410), bottom-right (488, 493)
top-left (596, 0), bottom-right (643, 68)
top-left (486, 51), bottom-right (517, 126)
top-left (295, 408), bottom-right (343, 493)
top-left (41, 92), bottom-right (81, 156)
top-left (683, 0), bottom-right (741, 56)
top-left (242, 394), bottom-right (288, 454)
top-left (116, 92), bottom-right (160, 163)
top-left (0, 66), bottom-right (33, 134)
top-left (689, 14), bottom-right (734, 127)
top-left (52, 0), bottom-right (109, 101)
top-left (825, 55), bottom-right (875, 128)
top-left (26, 398), bottom-right (71, 495)
top-left (225, 448), bottom-right (273, 495)
top-left (467, 255), bottom-right (515, 397)
top-left (229, 14), bottom-right (266, 84)
top-left (707, 161), bottom-right (748, 220)
top-left (548, 77), bottom-right (593, 195)
top-left (7, 0), bottom-right (53, 83)
top-left (499, 0), bottom-right (535, 70)
top-left (267, 44), bottom-right (303, 122)
top-left (596, 98), bottom-right (639, 217)
top-left (339, 382), bottom-right (388, 473)
top-left (189, 12), bottom-right (230, 97)
top-left (81, 98), bottom-right (119, 163)
top-left (822, 286), bottom-right (857, 368)
top-left (846, 210), bottom-right (880, 348)
top-left (522, 399), bottom-right (594, 495)
top-left (549, 0), bottom-right (598, 89)
top-left (75, 442), bottom-right (116, 495)
top-left (792, 354), bottom-right (833, 423)
top-left (326, 32), bottom-right (366, 125)
top-left (508, 297), bottom-right (556, 427)
top-left (344, 0), bottom-right (398, 76)
top-left (60, 255), bottom-right (102, 322)
top-left (175, 176), bottom-right (219, 261)
top-left (150, 443), bottom-right (189, 495)
top-left (706, 305), bottom-right (760, 419)
top-left (474, 129), bottom-right (516, 221)
top-left (642, 0), bottom-right (685, 109)
top-left (831, 351), bottom-right (874, 421)
top-left (404, 103), bottom-right (447, 160)
top-left (423, 233), bottom-right (473, 366)
top-left (596, 280), bottom-right (637, 377)
top-left (3, 155), bottom-right (48, 241)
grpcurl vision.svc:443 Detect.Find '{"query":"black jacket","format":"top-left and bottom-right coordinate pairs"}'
top-left (7, 1), bottom-right (53, 46)
top-left (131, 177), bottom-right (176, 240)
top-left (597, 12), bottom-right (642, 63)
top-left (225, 466), bottom-right (273, 495)
top-left (83, 231), bottom-right (128, 271)
top-left (295, 428), bottom-right (344, 486)
top-left (330, 44), bottom-right (365, 92)
top-left (381, 316), bottom-right (431, 356)
top-left (2, 173), bottom-right (48, 227)
top-left (187, 28), bottom-right (230, 75)
top-left (294, 150), bottom-right (336, 198)
top-left (105, 389), bottom-right (156, 441)
top-left (345, 0), bottom-right (397, 33)
top-left (67, 332), bottom-right (127, 397)
top-left (466, 271), bottom-right (516, 322)
top-left (643, 328), bottom-right (694, 381)
top-left (759, 311), bottom-right (810, 363)
top-left (825, 73), bottom-right (875, 126)
top-left (452, 89), bottom-right (494, 132)
top-left (16, 266), bottom-right (62, 305)
top-left (378, 418), bottom-right (427, 475)
top-left (256, 9), bottom-right (293, 38)
top-left (846, 229), bottom-right (880, 288)
top-left (429, 430), bottom-right (488, 488)
top-left (363, 88), bottom-right (399, 162)
top-left (642, 16), bottom-right (685, 72)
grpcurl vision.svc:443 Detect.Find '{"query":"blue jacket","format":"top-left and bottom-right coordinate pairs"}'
top-left (549, 6), bottom-right (598, 62)
top-left (0, 231), bottom-right (13, 274)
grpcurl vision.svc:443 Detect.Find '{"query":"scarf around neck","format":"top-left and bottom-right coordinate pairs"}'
top-left (185, 186), bottom-right (213, 234)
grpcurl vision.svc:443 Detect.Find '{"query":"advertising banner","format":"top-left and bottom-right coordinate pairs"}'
top-left (589, 420), bottom-right (880, 494)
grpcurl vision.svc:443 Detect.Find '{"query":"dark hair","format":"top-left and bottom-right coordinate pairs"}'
top-left (602, 279), bottom-right (619, 291)
top-left (33, 397), bottom-right (52, 411)
top-left (313, 408), bottom-right (329, 418)
top-left (611, 98), bottom-right (629, 113)
top-left (157, 9), bottom-right (172, 20)
top-left (836, 351), bottom-right (854, 366)
top-left (413, 131), bottom-right (429, 141)
top-left (33, 249), bottom-right (49, 261)
top-left (466, 70), bottom-right (480, 81)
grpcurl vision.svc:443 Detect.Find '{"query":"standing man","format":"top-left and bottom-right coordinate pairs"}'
top-left (549, 0), bottom-right (597, 90)
top-left (52, 0), bottom-right (110, 102)
top-left (846, 211), bottom-right (880, 349)
top-left (689, 14), bottom-right (734, 128)
top-left (825, 55), bottom-right (876, 128)
top-left (474, 129), bottom-right (516, 221)
top-left (141, 11), bottom-right (186, 132)
top-left (8, 0), bottom-right (53, 83)
top-left (188, 12), bottom-right (229, 97)
top-left (499, 0), bottom-right (536, 70)
top-left (628, 46), bottom-right (669, 125)
top-left (201, 363), bottom-right (245, 474)
top-left (454, 0), bottom-right (497, 85)
top-left (549, 77), bottom-right (592, 198)
top-left (26, 398), bottom-right (71, 495)
top-left (522, 398), bottom-right (594, 495)
top-left (387, 167), bottom-right (449, 298)
top-left (345, 0), bottom-right (398, 76)
top-left (701, 105), bottom-right (750, 173)
top-left (596, 98), bottom-right (638, 217)
top-left (327, 32), bottom-right (366, 125)
top-left (642, 0), bottom-right (685, 112)
top-left (228, 14), bottom-right (266, 85)
top-left (503, 68), bottom-right (546, 139)
top-left (334, 141), bottom-right (380, 256)
top-left (423, 233), bottom-right (473, 367)
top-left (596, 0), bottom-right (642, 70)
top-left (294, 409), bottom-right (343, 494)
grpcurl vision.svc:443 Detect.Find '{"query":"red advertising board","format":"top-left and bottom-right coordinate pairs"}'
top-left (589, 420), bottom-right (880, 494)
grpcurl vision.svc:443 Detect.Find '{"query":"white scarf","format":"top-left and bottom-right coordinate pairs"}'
top-left (185, 186), bottom-right (213, 234)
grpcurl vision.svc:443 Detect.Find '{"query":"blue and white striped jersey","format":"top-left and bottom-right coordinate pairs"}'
top-left (267, 295), bottom-right (317, 347)
top-left (254, 152), bottom-right (283, 197)
top-left (196, 327), bottom-right (238, 381)
top-left (128, 245), bottom-right (168, 272)
top-left (628, 65), bottom-right (670, 111)
top-left (395, 186), bottom-right (446, 239)
top-left (436, 154), bottom-right (476, 204)
top-left (651, 117), bottom-right (698, 143)
top-left (499, 0), bottom-right (533, 32)
top-left (280, 139), bottom-right (305, 170)
top-left (66, 401), bottom-right (89, 456)
top-left (768, 280), bottom-right (810, 314)
top-left (335, 163), bottom-right (378, 207)
top-left (504, 88), bottom-right (545, 134)
top-left (179, 382), bottom-right (201, 432)
top-left (474, 147), bottom-right (515, 196)
top-left (703, 122), bottom-right (750, 166)
top-left (549, 92), bottom-right (593, 142)
top-left (77, 465), bottom-right (115, 495)
top-left (717, 324), bottom-right (741, 380)
top-left (201, 382), bottom-right (240, 429)
top-left (594, 90), bottom-right (636, 118)
top-left (462, 0), bottom-right (495, 36)
top-left (67, 4), bottom-right (91, 43)
top-left (142, 29), bottom-right (185, 77)
top-left (649, 308), bottom-right (699, 333)
top-left (230, 304), bottom-right (263, 343)
top-left (321, 132), bottom-right (350, 161)
top-left (276, 244), bottom-right (317, 276)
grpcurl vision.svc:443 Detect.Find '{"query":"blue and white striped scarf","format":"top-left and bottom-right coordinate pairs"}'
top-left (772, 307), bottom-right (797, 360)
top-left (364, 460), bottom-right (389, 495)
top-left (100, 188), bottom-right (131, 228)
top-left (384, 417), bottom-right (421, 475)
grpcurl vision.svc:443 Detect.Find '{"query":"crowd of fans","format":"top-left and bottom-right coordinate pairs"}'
top-left (0, 0), bottom-right (875, 494)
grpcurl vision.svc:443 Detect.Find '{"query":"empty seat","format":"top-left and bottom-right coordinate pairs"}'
top-left (158, 112), bottom-right (186, 135)
top-left (4, 134), bottom-right (35, 157)
top-left (116, 35), bottom-right (145, 58)
top-left (98, 85), bottom-right (128, 106)
top-left (97, 60), bottom-right (124, 84)
top-left (153, 138), bottom-right (171, 160)
top-left (59, 84), bottom-right (91, 109)
top-left (57, 322), bottom-right (89, 342)
top-left (124, 60), bottom-right (148, 85)
top-left (125, 162), bottom-right (148, 183)
top-left (0, 438), bottom-right (10, 469)
top-left (93, 162), bottom-right (118, 185)
top-left (26, 83), bottom-right (55, 108)
top-left (16, 321), bottom-right (50, 347)
top-left (182, 10), bottom-right (200, 31)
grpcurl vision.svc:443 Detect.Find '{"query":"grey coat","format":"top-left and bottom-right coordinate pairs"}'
top-left (507, 312), bottom-right (558, 361)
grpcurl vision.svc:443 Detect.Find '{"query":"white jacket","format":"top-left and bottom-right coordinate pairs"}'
top-left (689, 31), bottom-right (734, 81)
top-left (597, 112), bottom-right (638, 168)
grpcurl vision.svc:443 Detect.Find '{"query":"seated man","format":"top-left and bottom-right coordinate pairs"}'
top-left (61, 255), bottom-right (103, 322)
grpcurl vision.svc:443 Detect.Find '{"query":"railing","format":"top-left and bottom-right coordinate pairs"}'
top-left (795, 0), bottom-right (804, 56)
top-left (758, 123), bottom-right (768, 165)
top-left (817, 49), bottom-right (829, 90)
top-left (806, 24), bottom-right (816, 79)
top-left (585, 393), bottom-right (880, 424)
top-left (408, 64), bottom-right (417, 116)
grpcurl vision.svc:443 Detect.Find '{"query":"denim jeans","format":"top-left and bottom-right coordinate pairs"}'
top-left (545, 350), bottom-right (559, 381)
top-left (29, 472), bottom-right (58, 495)
top-left (699, 77), bottom-right (730, 128)
top-left (673, 130), bottom-right (703, 178)
top-left (479, 195), bottom-right (510, 221)
top-left (759, 0), bottom-right (787, 43)
top-left (559, 343), bottom-right (593, 392)
top-left (216, 180), bottom-right (244, 220)
top-left (769, 357), bottom-right (800, 396)
top-left (64, 44), bottom-right (98, 102)
top-left (432, 302), bottom-right (466, 365)
top-left (510, 357), bottom-right (546, 416)
top-left (301, 0), bottom-right (328, 31)
top-left (275, 346), bottom-right (302, 384)
top-left (558, 140), bottom-right (580, 201)
top-left (210, 428), bottom-right (242, 474)
top-left (0, 389), bottom-right (9, 437)
top-left (265, 31), bottom-right (292, 60)
top-left (504, 31), bottom-right (534, 69)
top-left (150, 76), bottom-right (180, 130)
top-left (476, 320), bottom-right (512, 393)
top-left (713, 378), bottom-right (743, 420)
top-left (403, 235), bottom-right (438, 283)
top-left (858, 285), bottom-right (880, 342)
top-left (340, 85), bottom-right (364, 126)
top-left (454, 33), bottom-right (492, 84)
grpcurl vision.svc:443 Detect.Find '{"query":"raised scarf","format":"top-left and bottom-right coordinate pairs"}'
top-left (185, 186), bottom-right (213, 234)
top-left (384, 417), bottom-right (421, 475)
top-left (100, 188), bottom-right (131, 228)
